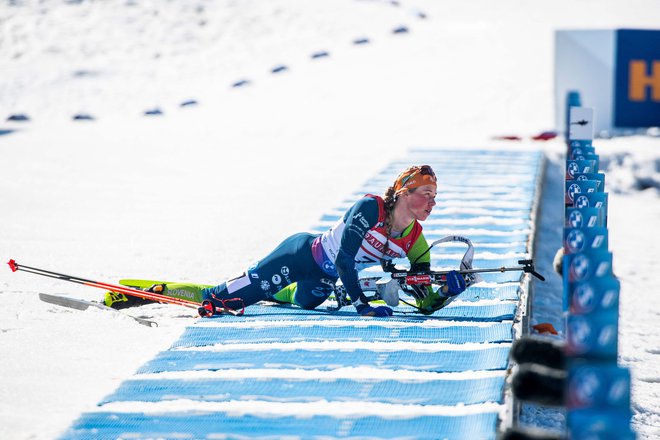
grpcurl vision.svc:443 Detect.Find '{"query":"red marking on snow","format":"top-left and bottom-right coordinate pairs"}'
top-left (532, 131), bottom-right (558, 141)
top-left (532, 323), bottom-right (559, 335)
top-left (492, 135), bottom-right (522, 141)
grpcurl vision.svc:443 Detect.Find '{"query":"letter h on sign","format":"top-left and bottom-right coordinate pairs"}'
top-left (629, 60), bottom-right (660, 102)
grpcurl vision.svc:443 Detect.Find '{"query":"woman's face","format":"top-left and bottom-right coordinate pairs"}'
top-left (404, 184), bottom-right (437, 221)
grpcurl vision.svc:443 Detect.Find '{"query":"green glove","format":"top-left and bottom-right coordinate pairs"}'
top-left (415, 288), bottom-right (449, 315)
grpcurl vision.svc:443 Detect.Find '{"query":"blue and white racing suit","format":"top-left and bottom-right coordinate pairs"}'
top-left (202, 195), bottom-right (431, 311)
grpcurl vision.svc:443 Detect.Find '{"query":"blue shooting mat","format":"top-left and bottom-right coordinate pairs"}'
top-left (62, 149), bottom-right (543, 440)
top-left (212, 302), bottom-right (517, 322)
top-left (461, 284), bottom-right (519, 301)
top-left (137, 345), bottom-right (511, 374)
top-left (339, 197), bottom-right (534, 211)
top-left (355, 190), bottom-right (535, 203)
top-left (316, 216), bottom-right (530, 232)
top-left (316, 220), bottom-right (530, 233)
top-left (101, 375), bottom-right (505, 406)
top-left (64, 411), bottom-right (500, 440)
top-left (170, 322), bottom-right (513, 347)
top-left (309, 226), bottom-right (531, 247)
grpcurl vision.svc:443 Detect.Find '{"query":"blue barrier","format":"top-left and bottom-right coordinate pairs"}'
top-left (507, 102), bottom-right (634, 439)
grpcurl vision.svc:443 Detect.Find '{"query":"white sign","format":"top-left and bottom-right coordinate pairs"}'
top-left (569, 107), bottom-right (595, 141)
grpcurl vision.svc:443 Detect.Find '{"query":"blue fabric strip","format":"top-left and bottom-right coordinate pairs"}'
top-left (137, 345), bottom-right (511, 374)
top-left (460, 284), bottom-right (519, 301)
top-left (209, 302), bottom-right (516, 322)
top-left (101, 375), bottom-right (505, 406)
top-left (308, 227), bottom-right (531, 245)
top-left (317, 214), bottom-right (530, 231)
top-left (64, 411), bottom-right (499, 440)
top-left (319, 212), bottom-right (531, 223)
top-left (171, 322), bottom-right (512, 348)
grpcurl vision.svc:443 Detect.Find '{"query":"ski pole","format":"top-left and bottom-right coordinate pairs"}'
top-left (7, 259), bottom-right (200, 309)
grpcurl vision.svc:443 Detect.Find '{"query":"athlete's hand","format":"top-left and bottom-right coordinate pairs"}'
top-left (356, 304), bottom-right (393, 317)
top-left (445, 270), bottom-right (467, 296)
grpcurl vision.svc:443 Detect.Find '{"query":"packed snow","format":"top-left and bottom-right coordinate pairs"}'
top-left (1, 1), bottom-right (659, 439)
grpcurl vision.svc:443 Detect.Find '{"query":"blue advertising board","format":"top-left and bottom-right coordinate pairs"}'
top-left (614, 29), bottom-right (660, 127)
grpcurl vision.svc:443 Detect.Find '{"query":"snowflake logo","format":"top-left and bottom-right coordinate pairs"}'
top-left (260, 280), bottom-right (271, 291)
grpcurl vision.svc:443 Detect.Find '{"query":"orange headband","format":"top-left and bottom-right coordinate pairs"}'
top-left (393, 165), bottom-right (437, 195)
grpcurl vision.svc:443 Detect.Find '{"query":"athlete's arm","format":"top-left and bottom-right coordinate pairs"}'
top-left (334, 197), bottom-right (379, 305)
top-left (406, 231), bottom-right (437, 304)
top-left (407, 231), bottom-right (431, 270)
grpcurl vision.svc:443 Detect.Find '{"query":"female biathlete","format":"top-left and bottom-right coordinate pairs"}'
top-left (201, 165), bottom-right (466, 317)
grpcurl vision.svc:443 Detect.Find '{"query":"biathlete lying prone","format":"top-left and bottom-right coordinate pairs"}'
top-left (200, 165), bottom-right (467, 317)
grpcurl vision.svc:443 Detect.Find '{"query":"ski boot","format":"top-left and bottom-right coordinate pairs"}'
top-left (103, 290), bottom-right (153, 309)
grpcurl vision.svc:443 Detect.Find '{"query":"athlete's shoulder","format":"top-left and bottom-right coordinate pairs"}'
top-left (362, 194), bottom-right (385, 223)
top-left (363, 193), bottom-right (383, 203)
top-left (351, 195), bottom-right (381, 214)
top-left (342, 196), bottom-right (381, 228)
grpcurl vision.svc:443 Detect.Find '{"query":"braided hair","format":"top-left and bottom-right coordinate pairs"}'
top-left (382, 185), bottom-right (417, 255)
top-left (382, 185), bottom-right (397, 241)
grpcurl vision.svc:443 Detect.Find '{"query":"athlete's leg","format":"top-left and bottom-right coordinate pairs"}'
top-left (292, 278), bottom-right (337, 310)
top-left (202, 233), bottom-right (318, 308)
top-left (271, 282), bottom-right (297, 304)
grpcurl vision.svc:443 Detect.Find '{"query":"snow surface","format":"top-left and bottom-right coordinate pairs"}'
top-left (1, 0), bottom-right (660, 439)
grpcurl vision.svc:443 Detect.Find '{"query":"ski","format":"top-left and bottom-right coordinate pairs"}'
top-left (39, 293), bottom-right (158, 327)
top-left (119, 279), bottom-right (213, 304)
